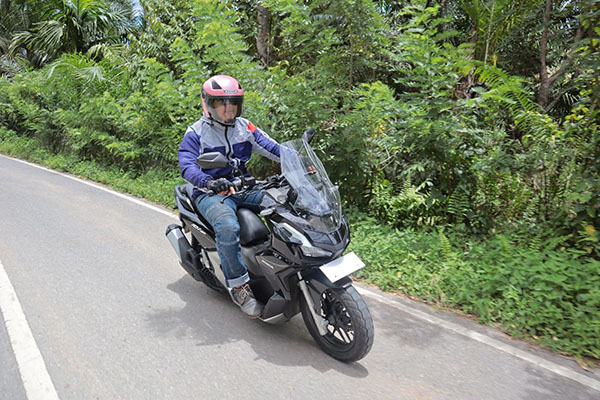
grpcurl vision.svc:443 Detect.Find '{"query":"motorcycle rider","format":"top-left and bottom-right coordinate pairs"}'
top-left (178, 75), bottom-right (281, 318)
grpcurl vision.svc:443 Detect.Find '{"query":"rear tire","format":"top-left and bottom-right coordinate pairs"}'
top-left (300, 285), bottom-right (374, 362)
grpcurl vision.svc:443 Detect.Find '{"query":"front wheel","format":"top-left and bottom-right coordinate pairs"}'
top-left (300, 285), bottom-right (374, 362)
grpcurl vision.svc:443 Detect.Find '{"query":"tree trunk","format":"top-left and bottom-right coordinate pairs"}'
top-left (538, 0), bottom-right (584, 108)
top-left (538, 0), bottom-right (552, 107)
top-left (483, 0), bottom-right (496, 65)
top-left (348, 22), bottom-right (354, 89)
top-left (257, 5), bottom-right (271, 67)
top-left (454, 17), bottom-right (478, 99)
top-left (425, 0), bottom-right (448, 8)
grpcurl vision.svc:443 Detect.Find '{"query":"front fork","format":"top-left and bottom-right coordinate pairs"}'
top-left (297, 272), bottom-right (329, 336)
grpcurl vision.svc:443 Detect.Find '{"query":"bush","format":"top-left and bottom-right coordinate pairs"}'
top-left (348, 215), bottom-right (600, 359)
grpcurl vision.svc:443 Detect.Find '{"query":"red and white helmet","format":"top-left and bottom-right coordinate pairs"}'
top-left (201, 75), bottom-right (244, 125)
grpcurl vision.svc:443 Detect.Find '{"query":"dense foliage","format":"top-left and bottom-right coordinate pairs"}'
top-left (1, 0), bottom-right (598, 359)
top-left (348, 213), bottom-right (600, 359)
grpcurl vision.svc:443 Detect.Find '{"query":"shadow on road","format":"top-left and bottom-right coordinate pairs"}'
top-left (145, 276), bottom-right (369, 378)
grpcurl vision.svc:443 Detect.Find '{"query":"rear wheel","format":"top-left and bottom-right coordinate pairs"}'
top-left (300, 285), bottom-right (374, 362)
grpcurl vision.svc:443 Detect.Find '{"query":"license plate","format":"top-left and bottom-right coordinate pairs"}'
top-left (319, 252), bottom-right (365, 283)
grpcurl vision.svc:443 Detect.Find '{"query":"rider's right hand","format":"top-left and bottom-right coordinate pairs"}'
top-left (207, 178), bottom-right (235, 195)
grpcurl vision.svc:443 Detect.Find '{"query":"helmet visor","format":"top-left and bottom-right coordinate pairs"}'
top-left (211, 97), bottom-right (243, 107)
top-left (205, 95), bottom-right (243, 124)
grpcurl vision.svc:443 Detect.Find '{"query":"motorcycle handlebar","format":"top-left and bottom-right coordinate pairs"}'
top-left (205, 174), bottom-right (284, 199)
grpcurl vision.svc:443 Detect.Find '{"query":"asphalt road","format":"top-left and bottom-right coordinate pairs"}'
top-left (1, 154), bottom-right (599, 400)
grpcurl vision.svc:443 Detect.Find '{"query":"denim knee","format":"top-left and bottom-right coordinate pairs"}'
top-left (211, 209), bottom-right (240, 246)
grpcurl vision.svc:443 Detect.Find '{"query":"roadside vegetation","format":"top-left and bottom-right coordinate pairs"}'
top-left (1, 0), bottom-right (598, 361)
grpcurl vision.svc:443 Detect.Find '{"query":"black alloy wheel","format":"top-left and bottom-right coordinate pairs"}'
top-left (300, 286), bottom-right (374, 362)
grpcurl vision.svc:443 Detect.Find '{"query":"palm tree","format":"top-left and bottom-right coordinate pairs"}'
top-left (9, 0), bottom-right (135, 66)
top-left (1, 0), bottom-right (42, 74)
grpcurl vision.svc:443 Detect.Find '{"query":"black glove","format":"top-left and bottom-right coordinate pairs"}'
top-left (207, 178), bottom-right (233, 194)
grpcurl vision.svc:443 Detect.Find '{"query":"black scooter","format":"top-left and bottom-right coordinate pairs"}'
top-left (165, 130), bottom-right (374, 362)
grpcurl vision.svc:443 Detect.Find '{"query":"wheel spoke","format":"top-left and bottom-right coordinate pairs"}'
top-left (332, 326), bottom-right (342, 341)
top-left (340, 314), bottom-right (351, 325)
top-left (339, 327), bottom-right (351, 343)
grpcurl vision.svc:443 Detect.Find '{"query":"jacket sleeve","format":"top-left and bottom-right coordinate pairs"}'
top-left (178, 129), bottom-right (211, 188)
top-left (247, 121), bottom-right (280, 162)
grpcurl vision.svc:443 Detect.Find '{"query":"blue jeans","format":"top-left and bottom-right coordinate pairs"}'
top-left (195, 190), bottom-right (263, 288)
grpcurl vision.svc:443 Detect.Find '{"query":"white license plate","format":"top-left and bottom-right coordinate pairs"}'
top-left (319, 252), bottom-right (365, 283)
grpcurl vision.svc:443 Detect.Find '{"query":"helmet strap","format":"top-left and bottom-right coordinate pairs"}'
top-left (214, 118), bottom-right (236, 127)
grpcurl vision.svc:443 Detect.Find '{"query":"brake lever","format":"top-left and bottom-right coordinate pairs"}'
top-left (220, 193), bottom-right (234, 203)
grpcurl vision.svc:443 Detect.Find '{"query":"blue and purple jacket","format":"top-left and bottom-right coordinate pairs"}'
top-left (178, 116), bottom-right (280, 196)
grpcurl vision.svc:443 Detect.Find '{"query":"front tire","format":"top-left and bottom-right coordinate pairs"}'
top-left (300, 286), bottom-right (374, 362)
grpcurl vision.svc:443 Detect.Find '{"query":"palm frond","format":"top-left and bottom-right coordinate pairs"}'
top-left (9, 0), bottom-right (137, 65)
top-left (476, 65), bottom-right (561, 138)
top-left (86, 42), bottom-right (126, 60)
top-left (46, 52), bottom-right (105, 83)
top-left (0, 53), bottom-right (27, 78)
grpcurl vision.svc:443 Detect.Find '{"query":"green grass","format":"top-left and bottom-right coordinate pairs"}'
top-left (2, 128), bottom-right (599, 362)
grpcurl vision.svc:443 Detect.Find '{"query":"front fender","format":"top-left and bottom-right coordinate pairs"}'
top-left (303, 268), bottom-right (352, 307)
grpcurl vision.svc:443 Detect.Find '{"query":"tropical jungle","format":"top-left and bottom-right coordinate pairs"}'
top-left (0, 0), bottom-right (598, 362)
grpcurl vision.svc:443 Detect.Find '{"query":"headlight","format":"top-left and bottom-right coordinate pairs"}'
top-left (274, 222), bottom-right (332, 258)
top-left (299, 244), bottom-right (332, 258)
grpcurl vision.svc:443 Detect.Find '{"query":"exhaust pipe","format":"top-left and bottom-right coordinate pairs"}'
top-left (165, 224), bottom-right (203, 282)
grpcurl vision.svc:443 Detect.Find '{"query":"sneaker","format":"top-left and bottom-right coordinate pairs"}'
top-left (231, 284), bottom-right (264, 318)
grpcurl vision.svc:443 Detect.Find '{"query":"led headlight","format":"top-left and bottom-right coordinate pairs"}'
top-left (299, 244), bottom-right (332, 258)
top-left (274, 222), bottom-right (332, 258)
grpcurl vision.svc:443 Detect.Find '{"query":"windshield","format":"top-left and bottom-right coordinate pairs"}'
top-left (280, 139), bottom-right (342, 232)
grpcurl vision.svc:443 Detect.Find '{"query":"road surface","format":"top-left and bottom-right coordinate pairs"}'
top-left (1, 154), bottom-right (598, 400)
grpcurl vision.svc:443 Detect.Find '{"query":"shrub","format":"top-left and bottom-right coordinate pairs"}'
top-left (348, 216), bottom-right (600, 359)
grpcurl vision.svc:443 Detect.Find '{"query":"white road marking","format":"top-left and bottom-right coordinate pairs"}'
top-left (3, 154), bottom-right (600, 392)
top-left (0, 259), bottom-right (60, 400)
top-left (355, 287), bottom-right (600, 392)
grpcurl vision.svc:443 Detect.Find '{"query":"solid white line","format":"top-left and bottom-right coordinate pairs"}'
top-left (3, 154), bottom-right (600, 392)
top-left (0, 259), bottom-right (60, 400)
top-left (355, 286), bottom-right (600, 392)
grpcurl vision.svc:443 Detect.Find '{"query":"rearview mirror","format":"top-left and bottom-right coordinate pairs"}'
top-left (196, 152), bottom-right (229, 169)
top-left (302, 128), bottom-right (315, 144)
